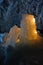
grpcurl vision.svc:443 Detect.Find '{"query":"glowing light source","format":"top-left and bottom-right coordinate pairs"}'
top-left (34, 30), bottom-right (37, 34)
top-left (33, 17), bottom-right (35, 23)
top-left (16, 39), bottom-right (20, 43)
top-left (4, 14), bottom-right (42, 46)
top-left (20, 14), bottom-right (38, 43)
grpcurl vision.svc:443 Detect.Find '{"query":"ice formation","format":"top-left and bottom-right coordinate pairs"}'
top-left (4, 25), bottom-right (21, 46)
top-left (3, 14), bottom-right (43, 46)
top-left (20, 14), bottom-right (38, 43)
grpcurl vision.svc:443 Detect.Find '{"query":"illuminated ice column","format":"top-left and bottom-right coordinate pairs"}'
top-left (5, 25), bottom-right (21, 46)
top-left (20, 14), bottom-right (37, 43)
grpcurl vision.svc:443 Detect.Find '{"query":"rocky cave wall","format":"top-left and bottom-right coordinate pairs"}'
top-left (0, 0), bottom-right (43, 32)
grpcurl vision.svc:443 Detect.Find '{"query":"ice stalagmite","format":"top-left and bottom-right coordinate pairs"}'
top-left (20, 14), bottom-right (37, 43)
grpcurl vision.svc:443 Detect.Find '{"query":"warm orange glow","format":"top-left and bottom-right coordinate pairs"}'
top-left (20, 14), bottom-right (38, 43)
top-left (34, 30), bottom-right (37, 34)
top-left (32, 17), bottom-right (35, 23)
top-left (16, 39), bottom-right (20, 43)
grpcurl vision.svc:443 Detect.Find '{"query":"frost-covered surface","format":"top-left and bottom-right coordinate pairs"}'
top-left (0, 0), bottom-right (43, 32)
